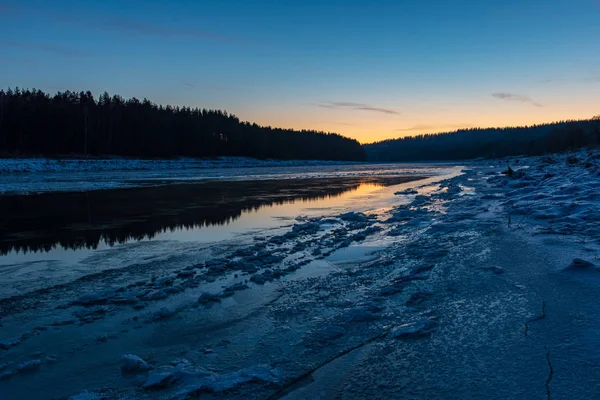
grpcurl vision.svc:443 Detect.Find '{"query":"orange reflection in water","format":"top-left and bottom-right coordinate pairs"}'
top-left (161, 182), bottom-right (388, 244)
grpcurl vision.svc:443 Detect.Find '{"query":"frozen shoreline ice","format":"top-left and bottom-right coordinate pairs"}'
top-left (2, 150), bottom-right (600, 398)
top-left (0, 158), bottom-right (454, 195)
top-left (0, 156), bottom-right (356, 174)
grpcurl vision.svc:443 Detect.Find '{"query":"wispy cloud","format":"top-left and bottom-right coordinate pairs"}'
top-left (332, 122), bottom-right (358, 126)
top-left (97, 19), bottom-right (233, 43)
top-left (395, 123), bottom-right (472, 132)
top-left (536, 77), bottom-right (562, 84)
top-left (0, 55), bottom-right (37, 65)
top-left (0, 41), bottom-right (91, 57)
top-left (584, 76), bottom-right (600, 82)
top-left (319, 102), bottom-right (400, 115)
top-left (395, 124), bottom-right (435, 132)
top-left (0, 4), bottom-right (234, 44)
top-left (492, 92), bottom-right (542, 107)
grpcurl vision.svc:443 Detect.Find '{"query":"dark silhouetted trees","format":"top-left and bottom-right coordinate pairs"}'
top-left (0, 88), bottom-right (366, 161)
top-left (365, 119), bottom-right (600, 162)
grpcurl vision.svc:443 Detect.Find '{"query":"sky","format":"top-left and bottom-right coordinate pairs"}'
top-left (1, 0), bottom-right (599, 144)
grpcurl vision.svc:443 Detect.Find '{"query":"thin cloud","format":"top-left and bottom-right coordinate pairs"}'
top-left (97, 19), bottom-right (234, 43)
top-left (536, 77), bottom-right (561, 84)
top-left (492, 92), bottom-right (542, 107)
top-left (584, 76), bottom-right (600, 82)
top-left (395, 124), bottom-right (435, 132)
top-left (319, 102), bottom-right (400, 115)
top-left (332, 122), bottom-right (358, 126)
top-left (0, 4), bottom-right (234, 44)
top-left (0, 41), bottom-right (91, 57)
top-left (395, 123), bottom-right (473, 132)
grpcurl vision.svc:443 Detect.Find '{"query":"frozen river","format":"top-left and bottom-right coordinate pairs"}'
top-left (0, 163), bottom-right (456, 299)
top-left (2, 155), bottom-right (600, 399)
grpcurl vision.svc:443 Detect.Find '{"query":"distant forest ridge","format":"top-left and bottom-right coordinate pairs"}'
top-left (365, 117), bottom-right (600, 162)
top-left (0, 88), bottom-right (366, 161)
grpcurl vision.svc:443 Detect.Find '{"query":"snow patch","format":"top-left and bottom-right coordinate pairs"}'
top-left (142, 359), bottom-right (282, 396)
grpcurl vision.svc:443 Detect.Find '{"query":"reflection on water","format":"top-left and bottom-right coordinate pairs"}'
top-left (0, 176), bottom-right (417, 257)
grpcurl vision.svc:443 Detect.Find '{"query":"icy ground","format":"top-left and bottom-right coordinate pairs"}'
top-left (0, 157), bottom-right (355, 174)
top-left (0, 159), bottom-right (439, 195)
top-left (3, 151), bottom-right (600, 399)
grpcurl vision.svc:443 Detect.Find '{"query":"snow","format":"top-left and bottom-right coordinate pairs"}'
top-left (197, 292), bottom-right (221, 305)
top-left (4, 150), bottom-right (600, 398)
top-left (1, 359), bottom-right (42, 380)
top-left (72, 290), bottom-right (117, 306)
top-left (390, 318), bottom-right (437, 338)
top-left (68, 391), bottom-right (102, 400)
top-left (0, 156), bottom-right (355, 174)
top-left (309, 326), bottom-right (346, 342)
top-left (142, 358), bottom-right (282, 395)
top-left (338, 211), bottom-right (374, 222)
top-left (15, 359), bottom-right (42, 373)
top-left (151, 307), bottom-right (178, 321)
top-left (0, 338), bottom-right (21, 350)
top-left (478, 265), bottom-right (505, 274)
top-left (564, 258), bottom-right (597, 272)
top-left (120, 354), bottom-right (152, 374)
top-left (0, 160), bottom-right (452, 194)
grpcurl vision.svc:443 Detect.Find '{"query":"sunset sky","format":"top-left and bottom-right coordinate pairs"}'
top-left (1, 0), bottom-right (599, 143)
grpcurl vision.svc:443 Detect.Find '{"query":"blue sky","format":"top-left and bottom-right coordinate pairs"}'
top-left (1, 0), bottom-right (599, 142)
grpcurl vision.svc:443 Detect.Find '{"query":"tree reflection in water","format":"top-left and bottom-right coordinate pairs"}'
top-left (0, 177), bottom-right (415, 255)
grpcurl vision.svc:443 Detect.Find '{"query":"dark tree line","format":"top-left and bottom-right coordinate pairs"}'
top-left (365, 118), bottom-right (600, 162)
top-left (0, 88), bottom-right (366, 161)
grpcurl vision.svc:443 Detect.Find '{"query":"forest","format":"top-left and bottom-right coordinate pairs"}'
top-left (0, 88), bottom-right (366, 161)
top-left (365, 118), bottom-right (600, 162)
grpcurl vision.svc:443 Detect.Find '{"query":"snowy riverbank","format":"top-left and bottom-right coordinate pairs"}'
top-left (0, 156), bottom-right (357, 174)
top-left (2, 150), bottom-right (600, 398)
top-left (0, 161), bottom-right (446, 196)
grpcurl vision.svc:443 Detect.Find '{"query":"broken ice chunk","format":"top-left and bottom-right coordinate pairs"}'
top-left (391, 318), bottom-right (437, 339)
top-left (121, 354), bottom-right (152, 374)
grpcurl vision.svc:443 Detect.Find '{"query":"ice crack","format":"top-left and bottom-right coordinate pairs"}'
top-left (545, 348), bottom-right (554, 400)
top-left (267, 327), bottom-right (394, 400)
top-left (523, 300), bottom-right (552, 398)
top-left (524, 300), bottom-right (546, 338)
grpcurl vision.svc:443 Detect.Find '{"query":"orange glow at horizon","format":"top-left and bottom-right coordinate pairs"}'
top-left (242, 96), bottom-right (600, 144)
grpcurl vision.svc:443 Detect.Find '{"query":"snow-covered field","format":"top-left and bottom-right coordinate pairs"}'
top-left (2, 151), bottom-right (600, 399)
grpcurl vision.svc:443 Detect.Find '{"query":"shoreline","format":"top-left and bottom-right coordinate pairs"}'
top-left (0, 162), bottom-right (451, 196)
top-left (1, 150), bottom-right (600, 398)
top-left (0, 156), bottom-right (361, 175)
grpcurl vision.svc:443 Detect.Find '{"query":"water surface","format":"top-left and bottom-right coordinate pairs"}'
top-left (0, 163), bottom-right (460, 298)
